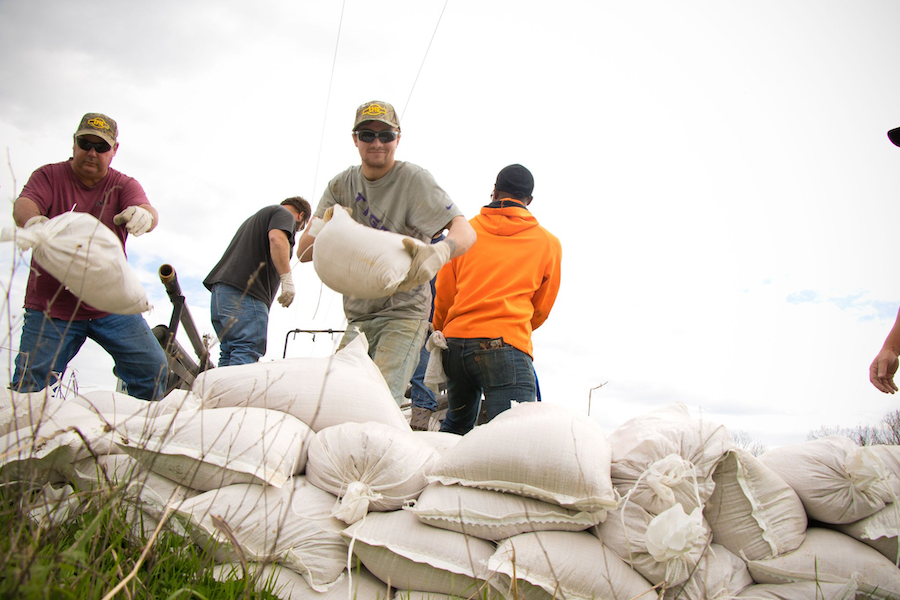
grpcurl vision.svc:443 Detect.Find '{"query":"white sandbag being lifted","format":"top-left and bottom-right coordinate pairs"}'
top-left (1, 211), bottom-right (150, 314)
top-left (311, 205), bottom-right (418, 299)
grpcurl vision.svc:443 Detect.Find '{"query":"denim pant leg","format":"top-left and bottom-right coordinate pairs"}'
top-left (479, 344), bottom-right (536, 422)
top-left (342, 317), bottom-right (427, 406)
top-left (410, 342), bottom-right (437, 411)
top-left (439, 339), bottom-right (486, 435)
top-left (11, 310), bottom-right (88, 393)
top-left (210, 284), bottom-right (269, 367)
top-left (87, 313), bottom-right (169, 401)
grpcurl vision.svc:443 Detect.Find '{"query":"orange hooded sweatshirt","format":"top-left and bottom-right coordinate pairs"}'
top-left (433, 199), bottom-right (562, 358)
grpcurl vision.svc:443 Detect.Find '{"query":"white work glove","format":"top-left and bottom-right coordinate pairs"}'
top-left (113, 206), bottom-right (153, 236)
top-left (24, 215), bottom-right (49, 229)
top-left (277, 272), bottom-right (295, 307)
top-left (397, 239), bottom-right (452, 292)
top-left (424, 330), bottom-right (448, 397)
top-left (307, 205), bottom-right (343, 238)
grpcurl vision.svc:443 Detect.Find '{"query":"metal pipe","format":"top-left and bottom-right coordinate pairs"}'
top-left (158, 264), bottom-right (213, 371)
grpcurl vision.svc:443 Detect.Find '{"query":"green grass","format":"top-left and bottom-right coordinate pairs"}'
top-left (0, 478), bottom-right (277, 600)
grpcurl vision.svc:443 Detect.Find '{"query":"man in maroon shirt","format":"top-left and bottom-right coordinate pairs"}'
top-left (10, 113), bottom-right (168, 400)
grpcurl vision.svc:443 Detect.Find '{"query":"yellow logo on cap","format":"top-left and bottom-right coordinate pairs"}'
top-left (361, 104), bottom-right (387, 118)
top-left (88, 117), bottom-right (111, 131)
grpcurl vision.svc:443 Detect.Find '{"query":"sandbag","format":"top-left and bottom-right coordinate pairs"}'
top-left (704, 448), bottom-right (807, 560)
top-left (428, 402), bottom-right (617, 514)
top-left (759, 436), bottom-right (900, 524)
top-left (746, 528), bottom-right (900, 599)
top-left (342, 509), bottom-right (495, 598)
top-left (212, 562), bottom-right (391, 599)
top-left (609, 402), bottom-right (733, 515)
top-left (735, 581), bottom-right (857, 600)
top-left (306, 421), bottom-right (440, 524)
top-left (413, 431), bottom-right (462, 455)
top-left (594, 499), bottom-right (711, 588)
top-left (661, 543), bottom-right (753, 600)
top-left (834, 504), bottom-right (900, 565)
top-left (1, 389), bottom-right (67, 437)
top-left (191, 334), bottom-right (408, 432)
top-left (115, 406), bottom-right (312, 491)
top-left (488, 530), bottom-right (657, 600)
top-left (410, 482), bottom-right (603, 541)
top-left (1, 211), bottom-right (149, 314)
top-left (312, 205), bottom-right (416, 299)
top-left (176, 478), bottom-right (348, 592)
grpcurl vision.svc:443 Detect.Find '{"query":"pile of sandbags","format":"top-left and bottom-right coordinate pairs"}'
top-left (4, 355), bottom-right (900, 600)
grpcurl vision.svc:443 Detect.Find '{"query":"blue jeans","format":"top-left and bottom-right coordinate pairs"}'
top-left (439, 337), bottom-right (536, 436)
top-left (339, 316), bottom-right (428, 406)
top-left (210, 283), bottom-right (270, 366)
top-left (11, 309), bottom-right (168, 401)
top-left (410, 341), bottom-right (437, 411)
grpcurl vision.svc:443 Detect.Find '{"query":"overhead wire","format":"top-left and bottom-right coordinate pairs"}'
top-left (400, 0), bottom-right (450, 120)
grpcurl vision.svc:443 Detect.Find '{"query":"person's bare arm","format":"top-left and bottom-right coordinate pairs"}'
top-left (13, 197), bottom-right (42, 227)
top-left (295, 230), bottom-right (315, 262)
top-left (269, 229), bottom-right (292, 274)
top-left (442, 215), bottom-right (476, 258)
top-left (871, 307), bottom-right (900, 393)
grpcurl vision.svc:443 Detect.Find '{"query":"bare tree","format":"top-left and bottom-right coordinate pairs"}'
top-left (729, 430), bottom-right (768, 457)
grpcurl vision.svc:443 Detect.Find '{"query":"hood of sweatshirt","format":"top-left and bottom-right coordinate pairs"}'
top-left (474, 199), bottom-right (539, 237)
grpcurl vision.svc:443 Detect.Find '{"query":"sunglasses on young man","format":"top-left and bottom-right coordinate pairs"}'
top-left (354, 130), bottom-right (399, 144)
top-left (76, 137), bottom-right (112, 153)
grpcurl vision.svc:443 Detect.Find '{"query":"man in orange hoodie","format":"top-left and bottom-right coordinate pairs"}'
top-left (432, 164), bottom-right (562, 435)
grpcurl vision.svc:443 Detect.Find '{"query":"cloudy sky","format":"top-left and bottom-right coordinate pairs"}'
top-left (2, 0), bottom-right (899, 449)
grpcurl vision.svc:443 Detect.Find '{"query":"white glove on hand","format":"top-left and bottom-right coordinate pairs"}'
top-left (113, 206), bottom-right (153, 236)
top-left (397, 239), bottom-right (452, 292)
top-left (24, 215), bottom-right (49, 229)
top-left (307, 206), bottom-right (342, 238)
top-left (424, 330), bottom-right (448, 396)
top-left (277, 273), bottom-right (295, 307)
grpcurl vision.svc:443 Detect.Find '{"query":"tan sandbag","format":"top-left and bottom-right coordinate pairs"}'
top-left (735, 580), bottom-right (857, 599)
top-left (191, 333), bottom-right (408, 432)
top-left (428, 402), bottom-right (617, 514)
top-left (489, 530), bottom-right (657, 600)
top-left (1, 212), bottom-right (149, 314)
top-left (759, 436), bottom-right (900, 524)
top-left (594, 499), bottom-right (711, 588)
top-left (342, 509), bottom-right (495, 598)
top-left (213, 561), bottom-right (391, 599)
top-left (410, 482), bottom-right (603, 541)
top-left (115, 406), bottom-right (312, 491)
top-left (312, 205), bottom-right (416, 299)
top-left (609, 402), bottom-right (733, 515)
top-left (746, 528), bottom-right (900, 599)
top-left (834, 504), bottom-right (900, 566)
top-left (704, 448), bottom-right (807, 560)
top-left (1, 389), bottom-right (67, 437)
top-left (661, 543), bottom-right (753, 600)
top-left (177, 478), bottom-right (348, 592)
top-left (306, 421), bottom-right (440, 524)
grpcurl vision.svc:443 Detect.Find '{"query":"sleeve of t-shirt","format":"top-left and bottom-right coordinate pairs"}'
top-left (407, 168), bottom-right (464, 238)
top-left (314, 174), bottom-right (343, 219)
top-left (268, 206), bottom-right (295, 236)
top-left (115, 176), bottom-right (150, 212)
top-left (18, 165), bottom-right (54, 213)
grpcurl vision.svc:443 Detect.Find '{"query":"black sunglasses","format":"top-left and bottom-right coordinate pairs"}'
top-left (76, 138), bottom-right (112, 153)
top-left (355, 130), bottom-right (399, 144)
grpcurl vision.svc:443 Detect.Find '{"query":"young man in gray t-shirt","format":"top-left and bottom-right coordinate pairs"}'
top-left (296, 100), bottom-right (476, 405)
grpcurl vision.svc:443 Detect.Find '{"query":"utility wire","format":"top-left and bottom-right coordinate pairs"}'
top-left (401, 0), bottom-right (450, 120)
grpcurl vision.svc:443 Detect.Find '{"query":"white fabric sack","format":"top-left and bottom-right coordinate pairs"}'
top-left (312, 205), bottom-right (417, 299)
top-left (192, 333), bottom-right (408, 432)
top-left (409, 482), bottom-right (603, 541)
top-left (25, 482), bottom-right (80, 528)
top-left (595, 499), bottom-right (711, 588)
top-left (306, 421), bottom-right (440, 524)
top-left (175, 478), bottom-right (348, 592)
top-left (341, 509), bottom-right (496, 598)
top-left (116, 406), bottom-right (312, 491)
top-left (759, 436), bottom-right (900, 524)
top-left (2, 211), bottom-right (149, 314)
top-left (428, 402), bottom-right (618, 514)
top-left (746, 528), bottom-right (900, 599)
top-left (0, 423), bottom-right (81, 484)
top-left (704, 448), bottom-right (807, 560)
top-left (489, 530), bottom-right (657, 600)
top-left (212, 562), bottom-right (391, 600)
top-left (423, 331), bottom-right (447, 396)
top-left (1, 389), bottom-right (67, 437)
top-left (72, 390), bottom-right (159, 429)
top-left (835, 504), bottom-right (900, 565)
top-left (413, 431), bottom-right (462, 455)
top-left (661, 543), bottom-right (753, 600)
top-left (735, 581), bottom-right (858, 600)
top-left (394, 592), bottom-right (457, 600)
top-left (609, 402), bottom-right (733, 515)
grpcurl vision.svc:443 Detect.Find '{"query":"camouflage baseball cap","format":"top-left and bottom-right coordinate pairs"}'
top-left (353, 101), bottom-right (400, 131)
top-left (74, 113), bottom-right (118, 146)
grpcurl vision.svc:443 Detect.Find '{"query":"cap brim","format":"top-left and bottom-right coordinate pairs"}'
top-left (75, 129), bottom-right (116, 147)
top-left (888, 127), bottom-right (900, 147)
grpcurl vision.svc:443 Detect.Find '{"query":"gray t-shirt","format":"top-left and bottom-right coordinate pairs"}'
top-left (204, 205), bottom-right (296, 306)
top-left (316, 161), bottom-right (463, 321)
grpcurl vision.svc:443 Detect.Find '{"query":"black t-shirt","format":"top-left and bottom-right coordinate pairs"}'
top-left (204, 205), bottom-right (296, 305)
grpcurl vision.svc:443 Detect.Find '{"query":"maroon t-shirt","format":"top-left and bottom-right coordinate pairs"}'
top-left (19, 160), bottom-right (151, 320)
